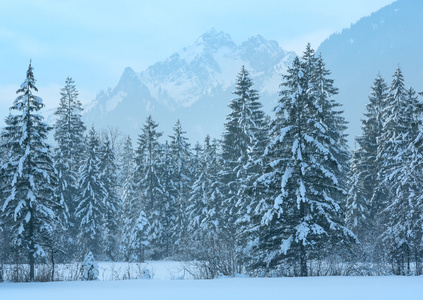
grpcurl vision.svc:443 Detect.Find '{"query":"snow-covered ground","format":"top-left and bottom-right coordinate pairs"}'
top-left (2, 275), bottom-right (423, 300)
top-left (1, 261), bottom-right (422, 300)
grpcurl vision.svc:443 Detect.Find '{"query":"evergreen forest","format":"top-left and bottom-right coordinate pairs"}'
top-left (1, 45), bottom-right (423, 281)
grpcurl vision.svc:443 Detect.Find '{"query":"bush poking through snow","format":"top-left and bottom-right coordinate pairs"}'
top-left (80, 251), bottom-right (99, 281)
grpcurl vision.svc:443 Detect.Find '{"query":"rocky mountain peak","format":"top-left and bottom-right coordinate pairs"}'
top-left (84, 29), bottom-right (295, 144)
top-left (239, 35), bottom-right (287, 72)
top-left (194, 28), bottom-right (237, 50)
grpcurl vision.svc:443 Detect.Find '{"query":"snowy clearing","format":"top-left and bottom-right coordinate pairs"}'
top-left (1, 275), bottom-right (422, 300)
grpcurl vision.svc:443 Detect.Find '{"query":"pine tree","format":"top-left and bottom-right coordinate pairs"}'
top-left (229, 67), bottom-right (269, 266)
top-left (312, 54), bottom-right (350, 189)
top-left (134, 115), bottom-right (166, 259)
top-left (187, 136), bottom-right (224, 249)
top-left (159, 141), bottom-right (177, 258)
top-left (169, 120), bottom-right (193, 255)
top-left (0, 117), bottom-right (12, 275)
top-left (187, 137), bottom-right (236, 276)
top-left (120, 175), bottom-right (140, 261)
top-left (0, 62), bottom-right (60, 281)
top-left (119, 136), bottom-right (139, 261)
top-left (346, 74), bottom-right (387, 248)
top-left (377, 68), bottom-right (408, 196)
top-left (410, 95), bottom-right (423, 274)
top-left (127, 210), bottom-right (150, 262)
top-left (378, 68), bottom-right (423, 274)
top-left (119, 136), bottom-right (135, 191)
top-left (191, 141), bottom-right (203, 178)
top-left (99, 136), bottom-right (122, 260)
top-left (220, 66), bottom-right (268, 271)
top-left (80, 251), bottom-right (99, 281)
top-left (258, 48), bottom-right (355, 276)
top-left (75, 126), bottom-right (107, 257)
top-left (53, 77), bottom-right (86, 259)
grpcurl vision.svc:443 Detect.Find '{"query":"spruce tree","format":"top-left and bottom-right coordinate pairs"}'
top-left (221, 66), bottom-right (268, 270)
top-left (134, 115), bottom-right (166, 259)
top-left (346, 74), bottom-right (387, 249)
top-left (75, 126), bottom-right (107, 257)
top-left (119, 136), bottom-right (139, 260)
top-left (80, 251), bottom-right (99, 281)
top-left (258, 48), bottom-right (355, 276)
top-left (187, 137), bottom-right (233, 276)
top-left (191, 141), bottom-right (203, 178)
top-left (53, 76), bottom-right (86, 258)
top-left (127, 210), bottom-right (150, 262)
top-left (379, 68), bottom-right (423, 274)
top-left (169, 120), bottom-right (192, 255)
top-left (187, 136), bottom-right (224, 251)
top-left (99, 136), bottom-right (122, 260)
top-left (159, 141), bottom-right (177, 258)
top-left (119, 136), bottom-right (135, 192)
top-left (232, 67), bottom-right (269, 266)
top-left (120, 175), bottom-right (140, 261)
top-left (0, 62), bottom-right (60, 281)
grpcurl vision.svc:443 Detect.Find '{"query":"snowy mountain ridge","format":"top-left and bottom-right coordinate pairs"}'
top-left (83, 29), bottom-right (296, 143)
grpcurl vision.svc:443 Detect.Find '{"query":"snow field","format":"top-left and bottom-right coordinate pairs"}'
top-left (1, 275), bottom-right (422, 300)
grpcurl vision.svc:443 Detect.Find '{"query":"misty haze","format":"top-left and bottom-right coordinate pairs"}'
top-left (1, 1), bottom-right (422, 300)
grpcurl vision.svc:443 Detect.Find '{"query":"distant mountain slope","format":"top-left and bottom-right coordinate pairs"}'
top-left (318, 0), bottom-right (423, 147)
top-left (83, 29), bottom-right (295, 143)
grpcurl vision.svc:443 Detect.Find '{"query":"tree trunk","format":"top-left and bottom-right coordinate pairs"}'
top-left (51, 248), bottom-right (55, 282)
top-left (29, 216), bottom-right (35, 281)
top-left (29, 252), bottom-right (35, 281)
top-left (300, 243), bottom-right (307, 277)
top-left (299, 198), bottom-right (307, 277)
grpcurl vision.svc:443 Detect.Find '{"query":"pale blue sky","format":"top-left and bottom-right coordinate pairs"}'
top-left (0, 0), bottom-right (394, 110)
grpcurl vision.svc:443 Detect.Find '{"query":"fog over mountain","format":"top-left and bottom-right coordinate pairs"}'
top-left (83, 29), bottom-right (295, 143)
top-left (82, 0), bottom-right (423, 148)
top-left (318, 0), bottom-right (423, 147)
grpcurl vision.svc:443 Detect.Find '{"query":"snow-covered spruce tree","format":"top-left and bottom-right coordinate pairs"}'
top-left (187, 136), bottom-right (235, 277)
top-left (187, 136), bottom-right (224, 250)
top-left (191, 141), bottom-right (203, 179)
top-left (345, 167), bottom-right (368, 241)
top-left (376, 68), bottom-right (407, 215)
top-left (134, 115), bottom-right (166, 259)
top-left (198, 138), bottom-right (225, 245)
top-left (220, 66), bottom-right (268, 271)
top-left (312, 54), bottom-right (350, 188)
top-left (378, 68), bottom-right (423, 274)
top-left (99, 136), bottom-right (122, 260)
top-left (410, 94), bottom-right (423, 275)
top-left (186, 136), bottom-right (209, 250)
top-left (0, 121), bottom-right (12, 272)
top-left (158, 141), bottom-right (177, 258)
top-left (53, 77), bottom-right (86, 259)
top-left (119, 136), bottom-right (135, 192)
top-left (75, 126), bottom-right (107, 258)
top-left (225, 66), bottom-right (269, 267)
top-left (184, 140), bottom-right (203, 255)
top-left (80, 251), bottom-right (99, 281)
top-left (119, 136), bottom-right (139, 261)
top-left (168, 120), bottom-right (193, 255)
top-left (258, 48), bottom-right (356, 277)
top-left (346, 74), bottom-right (387, 253)
top-left (120, 175), bottom-right (140, 261)
top-left (127, 210), bottom-right (150, 262)
top-left (0, 62), bottom-right (60, 281)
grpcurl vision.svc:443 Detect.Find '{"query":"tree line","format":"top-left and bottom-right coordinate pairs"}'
top-left (1, 45), bottom-right (423, 281)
